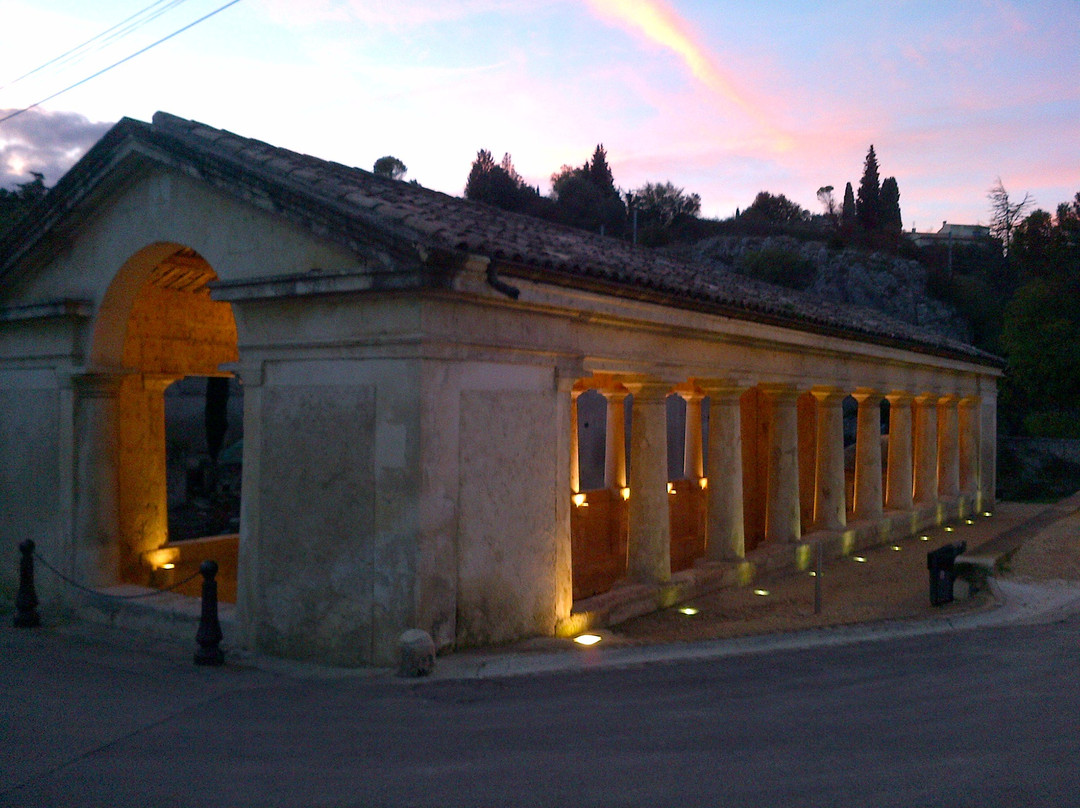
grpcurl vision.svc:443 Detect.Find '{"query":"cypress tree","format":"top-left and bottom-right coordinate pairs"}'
top-left (880, 176), bottom-right (902, 232)
top-left (841, 182), bottom-right (856, 226)
top-left (856, 145), bottom-right (881, 231)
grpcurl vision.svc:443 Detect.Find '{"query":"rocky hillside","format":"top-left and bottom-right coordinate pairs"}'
top-left (667, 235), bottom-right (971, 344)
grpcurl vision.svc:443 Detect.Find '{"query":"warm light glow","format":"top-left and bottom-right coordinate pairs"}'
top-left (678, 607), bottom-right (699, 616)
top-left (964, 519), bottom-right (974, 525)
top-left (572, 492), bottom-right (587, 507)
top-left (162, 563), bottom-right (175, 570)
top-left (982, 511), bottom-right (993, 517)
top-left (698, 477), bottom-right (708, 490)
top-left (620, 487), bottom-right (631, 500)
top-left (808, 571), bottom-right (817, 577)
top-left (574, 634), bottom-right (602, 646)
top-left (919, 535), bottom-right (930, 541)
top-left (667, 482), bottom-right (675, 494)
top-left (753, 588), bottom-right (769, 596)
top-left (853, 556), bottom-right (867, 563)
top-left (891, 545), bottom-right (902, 552)
top-left (945, 526), bottom-right (955, 532)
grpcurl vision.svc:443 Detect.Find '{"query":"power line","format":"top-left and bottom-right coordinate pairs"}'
top-left (0, 0), bottom-right (243, 127)
top-left (0, 0), bottom-right (186, 93)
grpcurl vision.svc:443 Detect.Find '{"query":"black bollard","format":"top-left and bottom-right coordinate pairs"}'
top-left (14, 540), bottom-right (40, 628)
top-left (194, 560), bottom-right (224, 666)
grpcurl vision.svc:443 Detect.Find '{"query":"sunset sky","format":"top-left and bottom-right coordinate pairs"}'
top-left (0, 0), bottom-right (1077, 230)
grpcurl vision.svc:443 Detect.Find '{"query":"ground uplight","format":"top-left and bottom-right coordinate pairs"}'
top-left (853, 556), bottom-right (867, 563)
top-left (753, 589), bottom-right (769, 596)
top-left (678, 607), bottom-right (699, 616)
top-left (574, 634), bottom-right (602, 646)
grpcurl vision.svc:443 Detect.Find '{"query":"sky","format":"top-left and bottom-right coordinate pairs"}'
top-left (0, 0), bottom-right (1078, 231)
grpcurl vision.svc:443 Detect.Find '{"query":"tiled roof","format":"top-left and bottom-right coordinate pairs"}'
top-left (2, 112), bottom-right (1002, 368)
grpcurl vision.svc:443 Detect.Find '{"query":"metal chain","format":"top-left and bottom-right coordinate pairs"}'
top-left (32, 550), bottom-right (202, 599)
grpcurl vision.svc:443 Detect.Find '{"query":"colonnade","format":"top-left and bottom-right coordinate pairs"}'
top-left (569, 376), bottom-right (988, 593)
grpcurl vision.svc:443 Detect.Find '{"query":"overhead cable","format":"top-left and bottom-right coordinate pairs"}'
top-left (0, 0), bottom-right (243, 127)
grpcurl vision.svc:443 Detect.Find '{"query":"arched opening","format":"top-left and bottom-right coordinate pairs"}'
top-left (91, 244), bottom-right (240, 599)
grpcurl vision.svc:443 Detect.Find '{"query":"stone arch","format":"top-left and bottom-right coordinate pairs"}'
top-left (86, 243), bottom-right (240, 585)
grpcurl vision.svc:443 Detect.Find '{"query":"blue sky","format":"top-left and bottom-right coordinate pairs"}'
top-left (1, 0), bottom-right (1078, 230)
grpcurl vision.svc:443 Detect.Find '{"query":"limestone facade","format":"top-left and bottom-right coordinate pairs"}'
top-left (0, 113), bottom-right (1002, 665)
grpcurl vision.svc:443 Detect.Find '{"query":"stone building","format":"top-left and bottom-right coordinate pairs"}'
top-left (0, 113), bottom-right (1002, 665)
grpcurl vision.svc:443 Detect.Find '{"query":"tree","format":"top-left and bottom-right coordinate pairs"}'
top-left (880, 176), bottom-right (902, 232)
top-left (988, 178), bottom-right (1033, 255)
top-left (372, 156), bottom-right (407, 181)
top-left (816, 185), bottom-right (837, 219)
top-left (627, 181), bottom-right (701, 245)
top-left (841, 182), bottom-right (856, 228)
top-left (549, 145), bottom-right (627, 236)
top-left (742, 191), bottom-right (810, 225)
top-left (856, 145), bottom-right (881, 231)
top-left (465, 149), bottom-right (548, 216)
top-left (0, 172), bottom-right (47, 237)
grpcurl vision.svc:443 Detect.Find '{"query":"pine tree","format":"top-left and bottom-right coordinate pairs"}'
top-left (880, 176), bottom-right (902, 232)
top-left (587, 145), bottom-right (616, 197)
top-left (856, 145), bottom-right (881, 231)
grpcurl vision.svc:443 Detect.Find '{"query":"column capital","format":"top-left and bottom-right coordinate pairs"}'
top-left (678, 389), bottom-right (705, 404)
top-left (621, 377), bottom-right (671, 401)
top-left (598, 387), bottom-right (629, 402)
top-left (885, 390), bottom-right (914, 406)
top-left (696, 377), bottom-right (750, 397)
top-left (852, 387), bottom-right (883, 405)
top-left (758, 383), bottom-right (800, 402)
top-left (914, 392), bottom-right (940, 405)
top-left (811, 386), bottom-right (847, 405)
top-left (937, 393), bottom-right (960, 405)
top-left (958, 395), bottom-right (981, 409)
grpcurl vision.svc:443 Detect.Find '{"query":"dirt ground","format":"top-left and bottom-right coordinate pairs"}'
top-left (613, 498), bottom-right (1079, 645)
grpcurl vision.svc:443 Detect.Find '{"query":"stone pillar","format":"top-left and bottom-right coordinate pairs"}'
top-left (958, 397), bottom-right (980, 496)
top-left (682, 391), bottom-right (704, 480)
top-left (701, 382), bottom-right (745, 560)
top-left (72, 372), bottom-right (124, 588)
top-left (979, 390), bottom-right (997, 510)
top-left (625, 379), bottom-right (671, 582)
top-left (853, 389), bottom-right (884, 521)
top-left (603, 389), bottom-right (628, 490)
top-left (885, 391), bottom-right (914, 511)
top-left (761, 385), bottom-right (801, 544)
top-left (569, 389), bottom-right (581, 494)
top-left (913, 393), bottom-right (939, 505)
top-left (937, 395), bottom-right (960, 498)
top-left (811, 388), bottom-right (847, 530)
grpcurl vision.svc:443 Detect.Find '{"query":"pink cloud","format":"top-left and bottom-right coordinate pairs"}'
top-left (583, 0), bottom-right (794, 153)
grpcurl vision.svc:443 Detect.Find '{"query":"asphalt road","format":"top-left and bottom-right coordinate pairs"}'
top-left (3, 615), bottom-right (1080, 808)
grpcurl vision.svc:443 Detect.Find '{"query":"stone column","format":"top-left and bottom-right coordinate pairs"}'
top-left (937, 395), bottom-right (960, 498)
top-left (979, 390), bottom-right (997, 510)
top-left (885, 391), bottom-right (914, 511)
top-left (812, 388), bottom-right (847, 530)
top-left (602, 389), bottom-right (628, 490)
top-left (761, 385), bottom-right (801, 543)
top-left (682, 391), bottom-right (705, 480)
top-left (624, 379), bottom-right (671, 582)
top-left (958, 396), bottom-right (980, 496)
top-left (569, 389), bottom-right (582, 494)
top-left (853, 389), bottom-right (884, 521)
top-left (701, 382), bottom-right (745, 560)
top-left (913, 393), bottom-right (939, 505)
top-left (72, 372), bottom-right (124, 588)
